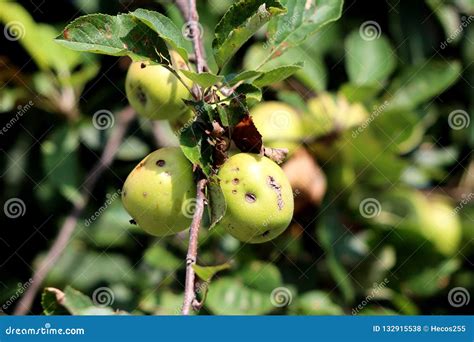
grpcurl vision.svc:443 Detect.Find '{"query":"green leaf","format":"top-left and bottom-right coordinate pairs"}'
top-left (44, 244), bottom-right (135, 290)
top-left (42, 287), bottom-right (120, 315)
top-left (293, 291), bottom-right (343, 315)
top-left (205, 277), bottom-right (274, 314)
top-left (130, 8), bottom-right (188, 60)
top-left (235, 83), bottom-right (262, 105)
top-left (179, 121), bottom-right (213, 176)
top-left (213, 0), bottom-right (286, 69)
top-left (181, 70), bottom-right (224, 88)
top-left (0, 2), bottom-right (82, 72)
top-left (224, 70), bottom-right (262, 85)
top-left (404, 259), bottom-right (461, 297)
top-left (41, 125), bottom-right (82, 204)
top-left (316, 209), bottom-right (355, 304)
top-left (192, 263), bottom-right (231, 282)
top-left (208, 177), bottom-right (227, 228)
top-left (238, 261), bottom-right (282, 293)
top-left (56, 14), bottom-right (170, 63)
top-left (253, 64), bottom-right (302, 87)
top-left (144, 244), bottom-right (183, 272)
top-left (116, 136), bottom-right (150, 161)
top-left (384, 61), bottom-right (461, 111)
top-left (266, 0), bottom-right (344, 61)
top-left (345, 31), bottom-right (396, 85)
top-left (371, 109), bottom-right (425, 153)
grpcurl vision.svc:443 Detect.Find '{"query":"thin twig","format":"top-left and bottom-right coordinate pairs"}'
top-left (14, 107), bottom-right (135, 315)
top-left (174, 0), bottom-right (209, 316)
top-left (181, 178), bottom-right (207, 315)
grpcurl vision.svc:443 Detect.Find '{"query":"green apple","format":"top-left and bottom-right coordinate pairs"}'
top-left (125, 61), bottom-right (191, 120)
top-left (251, 102), bottom-right (303, 155)
top-left (121, 147), bottom-right (196, 236)
top-left (217, 153), bottom-right (294, 243)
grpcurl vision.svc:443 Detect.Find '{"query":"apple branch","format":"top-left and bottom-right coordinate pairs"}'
top-left (181, 177), bottom-right (207, 315)
top-left (174, 0), bottom-right (210, 315)
top-left (14, 106), bottom-right (135, 315)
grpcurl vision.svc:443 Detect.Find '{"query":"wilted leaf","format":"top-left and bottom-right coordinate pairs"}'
top-left (232, 115), bottom-right (263, 153)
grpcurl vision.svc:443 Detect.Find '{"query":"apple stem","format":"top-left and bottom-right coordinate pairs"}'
top-left (181, 178), bottom-right (208, 315)
top-left (13, 107), bottom-right (136, 315)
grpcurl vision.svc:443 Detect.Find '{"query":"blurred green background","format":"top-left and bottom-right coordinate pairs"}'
top-left (0, 0), bottom-right (473, 315)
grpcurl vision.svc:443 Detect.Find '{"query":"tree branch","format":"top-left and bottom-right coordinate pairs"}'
top-left (175, 0), bottom-right (209, 74)
top-left (181, 178), bottom-right (207, 315)
top-left (175, 0), bottom-right (209, 316)
top-left (14, 106), bottom-right (135, 315)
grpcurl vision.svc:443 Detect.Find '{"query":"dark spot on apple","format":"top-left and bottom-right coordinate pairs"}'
top-left (129, 219), bottom-right (137, 225)
top-left (156, 159), bottom-right (165, 167)
top-left (262, 230), bottom-right (270, 237)
top-left (140, 63), bottom-right (146, 69)
top-left (232, 189), bottom-right (237, 194)
top-left (136, 85), bottom-right (147, 106)
top-left (232, 178), bottom-right (239, 185)
top-left (245, 193), bottom-right (256, 203)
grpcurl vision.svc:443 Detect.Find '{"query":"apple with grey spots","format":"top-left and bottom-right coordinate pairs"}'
top-left (217, 153), bottom-right (294, 243)
top-left (121, 147), bottom-right (196, 236)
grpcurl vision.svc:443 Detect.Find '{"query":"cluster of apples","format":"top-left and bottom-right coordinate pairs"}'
top-left (122, 62), bottom-right (303, 243)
